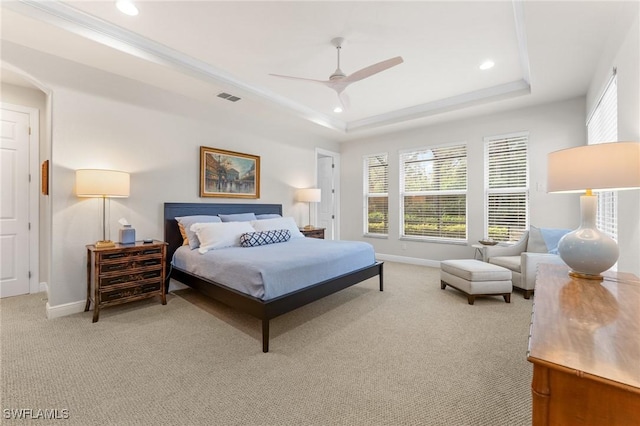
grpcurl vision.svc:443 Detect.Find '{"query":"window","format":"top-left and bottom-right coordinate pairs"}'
top-left (484, 133), bottom-right (529, 243)
top-left (364, 153), bottom-right (388, 235)
top-left (587, 73), bottom-right (617, 242)
top-left (400, 143), bottom-right (467, 241)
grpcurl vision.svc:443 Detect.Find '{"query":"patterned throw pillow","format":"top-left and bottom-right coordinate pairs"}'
top-left (240, 229), bottom-right (291, 247)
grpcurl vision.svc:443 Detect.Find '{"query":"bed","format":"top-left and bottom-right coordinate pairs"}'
top-left (164, 202), bottom-right (384, 352)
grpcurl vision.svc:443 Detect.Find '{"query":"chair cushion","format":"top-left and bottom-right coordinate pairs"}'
top-left (489, 256), bottom-right (521, 273)
top-left (441, 259), bottom-right (511, 282)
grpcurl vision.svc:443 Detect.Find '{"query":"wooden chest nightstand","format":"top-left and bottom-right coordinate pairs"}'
top-left (300, 227), bottom-right (325, 239)
top-left (85, 240), bottom-right (167, 322)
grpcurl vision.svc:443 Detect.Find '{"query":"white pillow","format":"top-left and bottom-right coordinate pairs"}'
top-left (191, 222), bottom-right (256, 253)
top-left (250, 217), bottom-right (305, 239)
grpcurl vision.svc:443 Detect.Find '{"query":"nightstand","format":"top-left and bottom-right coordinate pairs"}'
top-left (85, 240), bottom-right (167, 322)
top-left (300, 227), bottom-right (325, 239)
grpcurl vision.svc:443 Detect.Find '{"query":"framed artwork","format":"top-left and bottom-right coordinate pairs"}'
top-left (199, 146), bottom-right (260, 198)
top-left (41, 160), bottom-right (49, 195)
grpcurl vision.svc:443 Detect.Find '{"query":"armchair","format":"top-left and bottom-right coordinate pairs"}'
top-left (484, 227), bottom-right (568, 299)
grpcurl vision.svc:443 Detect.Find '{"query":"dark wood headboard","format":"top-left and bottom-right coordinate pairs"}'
top-left (163, 202), bottom-right (283, 265)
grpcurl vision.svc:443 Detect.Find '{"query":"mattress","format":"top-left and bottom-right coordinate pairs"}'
top-left (172, 238), bottom-right (376, 301)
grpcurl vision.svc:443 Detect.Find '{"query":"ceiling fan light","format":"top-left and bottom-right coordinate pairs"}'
top-left (116, 0), bottom-right (139, 16)
top-left (479, 60), bottom-right (495, 70)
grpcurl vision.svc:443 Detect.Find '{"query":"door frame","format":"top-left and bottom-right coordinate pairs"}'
top-left (1, 102), bottom-right (40, 294)
top-left (315, 148), bottom-right (340, 240)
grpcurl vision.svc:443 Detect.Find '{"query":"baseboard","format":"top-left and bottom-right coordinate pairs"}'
top-left (376, 253), bottom-right (441, 268)
top-left (46, 299), bottom-right (86, 319)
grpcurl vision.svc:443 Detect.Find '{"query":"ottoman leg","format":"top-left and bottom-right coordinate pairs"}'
top-left (440, 280), bottom-right (447, 290)
top-left (503, 293), bottom-right (511, 303)
top-left (467, 295), bottom-right (475, 305)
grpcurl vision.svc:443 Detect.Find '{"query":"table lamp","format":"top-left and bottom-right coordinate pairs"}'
top-left (76, 169), bottom-right (130, 248)
top-left (547, 141), bottom-right (640, 280)
top-left (296, 188), bottom-right (321, 229)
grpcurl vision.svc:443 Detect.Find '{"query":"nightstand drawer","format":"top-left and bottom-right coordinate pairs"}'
top-left (100, 269), bottom-right (162, 287)
top-left (99, 257), bottom-right (162, 274)
top-left (101, 247), bottom-right (163, 261)
top-left (101, 282), bottom-right (162, 303)
top-left (300, 228), bottom-right (325, 239)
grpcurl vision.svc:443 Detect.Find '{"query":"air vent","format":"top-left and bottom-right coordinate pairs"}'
top-left (217, 92), bottom-right (241, 102)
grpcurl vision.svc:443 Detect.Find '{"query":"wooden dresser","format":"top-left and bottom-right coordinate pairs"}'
top-left (85, 241), bottom-right (167, 322)
top-left (527, 264), bottom-right (640, 425)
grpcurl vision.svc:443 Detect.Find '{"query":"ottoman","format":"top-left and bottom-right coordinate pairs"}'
top-left (440, 259), bottom-right (512, 305)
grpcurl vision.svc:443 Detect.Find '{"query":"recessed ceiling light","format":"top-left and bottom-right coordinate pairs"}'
top-left (479, 60), bottom-right (495, 70)
top-left (116, 0), bottom-right (139, 16)
top-left (333, 106), bottom-right (343, 113)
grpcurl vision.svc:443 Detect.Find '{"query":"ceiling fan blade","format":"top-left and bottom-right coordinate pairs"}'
top-left (338, 91), bottom-right (350, 110)
top-left (343, 56), bottom-right (404, 83)
top-left (268, 73), bottom-right (328, 84)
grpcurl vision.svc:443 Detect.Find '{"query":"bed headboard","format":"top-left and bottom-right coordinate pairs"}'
top-left (163, 202), bottom-right (283, 265)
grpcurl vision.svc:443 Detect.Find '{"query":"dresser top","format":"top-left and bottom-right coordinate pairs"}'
top-left (528, 263), bottom-right (640, 390)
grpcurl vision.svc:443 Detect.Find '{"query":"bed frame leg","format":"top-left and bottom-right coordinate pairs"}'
top-left (262, 319), bottom-right (269, 353)
top-left (379, 263), bottom-right (384, 291)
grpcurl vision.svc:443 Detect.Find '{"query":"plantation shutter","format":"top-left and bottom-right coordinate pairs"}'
top-left (364, 153), bottom-right (388, 235)
top-left (485, 134), bottom-right (529, 242)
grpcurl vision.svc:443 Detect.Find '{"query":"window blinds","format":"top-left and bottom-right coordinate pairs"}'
top-left (364, 153), bottom-right (389, 235)
top-left (400, 144), bottom-right (467, 240)
top-left (587, 74), bottom-right (618, 242)
top-left (485, 134), bottom-right (529, 242)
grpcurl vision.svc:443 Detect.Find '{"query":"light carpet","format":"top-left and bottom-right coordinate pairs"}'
top-left (0, 262), bottom-right (532, 425)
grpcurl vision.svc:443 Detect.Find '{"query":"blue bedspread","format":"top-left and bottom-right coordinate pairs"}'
top-left (172, 238), bottom-right (376, 301)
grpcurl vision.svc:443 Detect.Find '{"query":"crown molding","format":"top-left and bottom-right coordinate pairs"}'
top-left (6, 0), bottom-right (531, 136)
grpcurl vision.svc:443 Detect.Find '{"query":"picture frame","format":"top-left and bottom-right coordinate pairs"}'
top-left (199, 146), bottom-right (260, 198)
top-left (41, 160), bottom-right (49, 195)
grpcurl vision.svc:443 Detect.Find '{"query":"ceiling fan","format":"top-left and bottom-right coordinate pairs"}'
top-left (269, 37), bottom-right (403, 111)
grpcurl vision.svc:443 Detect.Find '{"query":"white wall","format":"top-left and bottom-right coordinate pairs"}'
top-left (2, 42), bottom-right (338, 308)
top-left (340, 97), bottom-right (585, 263)
top-left (587, 13), bottom-right (639, 276)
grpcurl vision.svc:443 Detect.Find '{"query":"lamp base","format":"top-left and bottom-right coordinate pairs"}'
top-left (557, 194), bottom-right (619, 279)
top-left (95, 240), bottom-right (116, 248)
top-left (568, 270), bottom-right (604, 281)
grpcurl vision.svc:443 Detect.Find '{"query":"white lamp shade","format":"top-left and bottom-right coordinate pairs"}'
top-left (547, 141), bottom-right (640, 193)
top-left (76, 169), bottom-right (130, 198)
top-left (296, 188), bottom-right (321, 203)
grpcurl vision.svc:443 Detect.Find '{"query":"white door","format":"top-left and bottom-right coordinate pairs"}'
top-left (317, 150), bottom-right (340, 240)
top-left (0, 107), bottom-right (31, 298)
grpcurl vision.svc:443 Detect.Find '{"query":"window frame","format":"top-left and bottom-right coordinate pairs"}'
top-left (399, 142), bottom-right (468, 243)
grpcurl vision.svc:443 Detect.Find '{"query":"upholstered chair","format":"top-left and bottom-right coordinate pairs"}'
top-left (484, 227), bottom-right (568, 299)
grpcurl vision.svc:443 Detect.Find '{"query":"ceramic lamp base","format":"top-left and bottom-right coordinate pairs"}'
top-left (558, 194), bottom-right (619, 279)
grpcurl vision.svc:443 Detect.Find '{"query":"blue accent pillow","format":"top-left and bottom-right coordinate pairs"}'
top-left (175, 215), bottom-right (222, 249)
top-left (540, 228), bottom-right (571, 254)
top-left (256, 214), bottom-right (282, 220)
top-left (240, 229), bottom-right (291, 247)
top-left (219, 212), bottom-right (257, 222)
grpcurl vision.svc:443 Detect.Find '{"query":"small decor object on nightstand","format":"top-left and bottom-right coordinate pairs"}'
top-left (478, 239), bottom-right (498, 246)
top-left (118, 218), bottom-right (135, 244)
